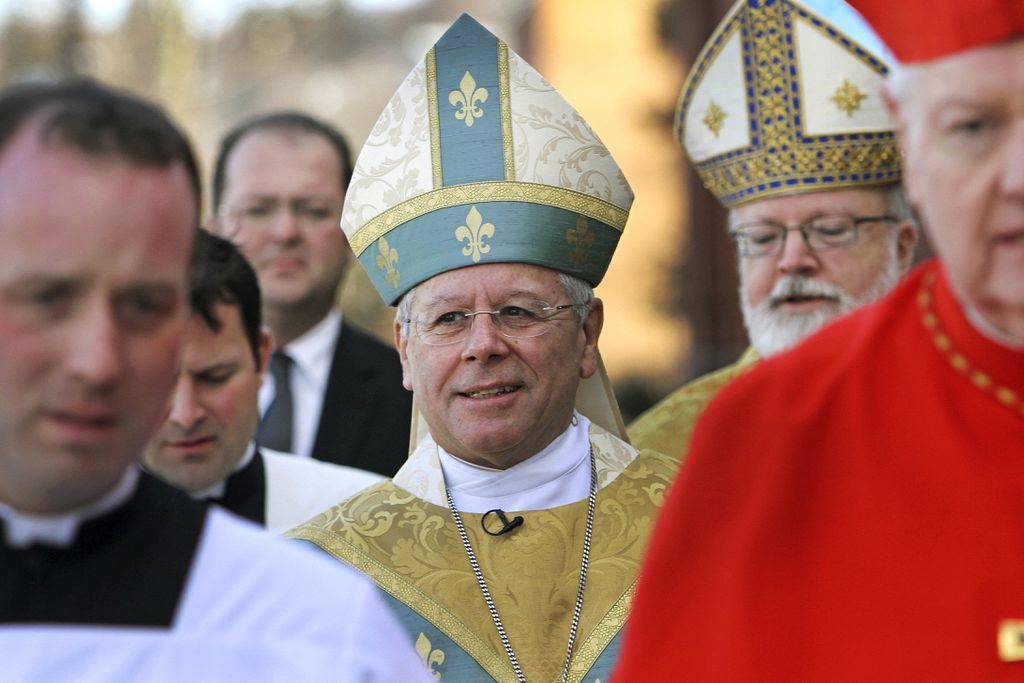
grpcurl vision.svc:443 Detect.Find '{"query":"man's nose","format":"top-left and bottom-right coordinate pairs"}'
top-left (776, 227), bottom-right (820, 276)
top-left (460, 312), bottom-right (510, 362)
top-left (167, 378), bottom-right (205, 430)
top-left (66, 301), bottom-right (124, 391)
top-left (999, 120), bottom-right (1024, 200)
top-left (268, 205), bottom-right (302, 242)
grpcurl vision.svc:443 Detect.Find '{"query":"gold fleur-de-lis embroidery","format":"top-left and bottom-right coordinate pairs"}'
top-left (449, 71), bottom-right (488, 127)
top-left (566, 215), bottom-right (595, 269)
top-left (830, 79), bottom-right (867, 116)
top-left (375, 236), bottom-right (400, 288)
top-left (415, 633), bottom-right (446, 680)
top-left (702, 100), bottom-right (727, 137)
top-left (455, 206), bottom-right (495, 263)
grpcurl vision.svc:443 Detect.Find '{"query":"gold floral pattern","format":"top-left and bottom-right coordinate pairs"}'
top-left (349, 181), bottom-right (626, 257)
top-left (455, 206), bottom-right (495, 263)
top-left (289, 430), bottom-right (675, 683)
top-left (830, 78), bottom-right (867, 116)
top-left (374, 236), bottom-right (400, 288)
top-left (340, 41), bottom-right (633, 263)
top-left (628, 348), bottom-right (759, 458)
top-left (449, 71), bottom-right (489, 127)
top-left (416, 633), bottom-right (446, 679)
top-left (677, 1), bottom-right (899, 206)
top-left (567, 215), bottom-right (595, 268)
top-left (508, 53), bottom-right (633, 211)
top-left (702, 100), bottom-right (728, 137)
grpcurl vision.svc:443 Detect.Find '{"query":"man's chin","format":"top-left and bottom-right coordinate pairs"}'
top-left (746, 306), bottom-right (839, 357)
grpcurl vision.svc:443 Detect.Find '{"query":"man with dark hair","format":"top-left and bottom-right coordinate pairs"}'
top-left (143, 230), bottom-right (382, 532)
top-left (0, 79), bottom-right (430, 681)
top-left (211, 111), bottom-right (411, 476)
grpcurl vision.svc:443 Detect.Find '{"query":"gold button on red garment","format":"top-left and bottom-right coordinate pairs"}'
top-left (998, 620), bottom-right (1024, 661)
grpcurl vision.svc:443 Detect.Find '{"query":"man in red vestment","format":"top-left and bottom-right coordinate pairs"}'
top-left (613, 1), bottom-right (1024, 680)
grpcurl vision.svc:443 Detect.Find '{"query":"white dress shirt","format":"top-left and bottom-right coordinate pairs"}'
top-left (259, 310), bottom-right (341, 459)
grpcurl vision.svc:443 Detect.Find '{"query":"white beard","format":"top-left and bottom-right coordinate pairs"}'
top-left (740, 249), bottom-right (903, 358)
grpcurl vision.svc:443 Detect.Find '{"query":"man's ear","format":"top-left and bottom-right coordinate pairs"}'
top-left (895, 220), bottom-right (919, 274)
top-left (257, 327), bottom-right (273, 384)
top-left (579, 298), bottom-right (604, 380)
top-left (394, 318), bottom-right (414, 391)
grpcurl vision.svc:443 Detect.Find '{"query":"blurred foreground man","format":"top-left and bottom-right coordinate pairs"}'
top-left (143, 230), bottom-right (382, 532)
top-left (290, 15), bottom-right (675, 682)
top-left (614, 0), bottom-right (1024, 680)
top-left (212, 111), bottom-right (411, 475)
top-left (629, 0), bottom-right (916, 457)
top-left (0, 79), bottom-right (428, 682)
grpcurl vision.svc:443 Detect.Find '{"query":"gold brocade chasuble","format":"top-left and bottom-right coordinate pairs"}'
top-left (628, 348), bottom-right (759, 459)
top-left (289, 423), bottom-right (675, 682)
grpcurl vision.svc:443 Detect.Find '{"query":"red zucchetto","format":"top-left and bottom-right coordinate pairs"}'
top-left (851, 0), bottom-right (1024, 62)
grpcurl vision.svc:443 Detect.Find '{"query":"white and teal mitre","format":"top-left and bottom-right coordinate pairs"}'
top-left (678, 0), bottom-right (900, 207)
top-left (341, 13), bottom-right (633, 305)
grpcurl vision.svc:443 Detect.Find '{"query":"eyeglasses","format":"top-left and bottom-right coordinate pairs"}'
top-left (405, 302), bottom-right (587, 346)
top-left (729, 214), bottom-right (899, 258)
top-left (220, 199), bottom-right (342, 235)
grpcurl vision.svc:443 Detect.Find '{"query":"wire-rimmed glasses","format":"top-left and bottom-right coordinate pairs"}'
top-left (730, 214), bottom-right (899, 258)
top-left (405, 302), bottom-right (588, 346)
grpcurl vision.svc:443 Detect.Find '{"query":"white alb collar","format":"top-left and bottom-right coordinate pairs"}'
top-left (438, 412), bottom-right (593, 513)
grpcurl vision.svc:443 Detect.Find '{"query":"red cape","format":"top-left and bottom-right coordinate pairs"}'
top-left (613, 260), bottom-right (1024, 681)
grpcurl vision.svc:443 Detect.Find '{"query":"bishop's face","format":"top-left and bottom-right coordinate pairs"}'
top-left (736, 186), bottom-right (916, 356)
top-left (892, 38), bottom-right (1024, 341)
top-left (396, 263), bottom-right (603, 470)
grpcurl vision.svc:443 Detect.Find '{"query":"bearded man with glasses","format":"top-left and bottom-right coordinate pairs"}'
top-left (628, 0), bottom-right (918, 460)
top-left (288, 15), bottom-right (675, 682)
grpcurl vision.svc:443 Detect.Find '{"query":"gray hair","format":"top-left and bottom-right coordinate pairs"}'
top-left (883, 183), bottom-right (914, 222)
top-left (395, 269), bottom-right (594, 342)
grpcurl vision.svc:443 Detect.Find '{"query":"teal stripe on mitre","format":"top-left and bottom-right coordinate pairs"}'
top-left (359, 201), bottom-right (622, 305)
top-left (434, 14), bottom-right (506, 186)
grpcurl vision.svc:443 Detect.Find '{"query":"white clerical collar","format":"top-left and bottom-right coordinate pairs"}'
top-left (282, 309), bottom-right (341, 395)
top-left (438, 412), bottom-right (593, 513)
top-left (0, 467), bottom-right (140, 549)
top-left (188, 443), bottom-right (256, 500)
top-left (964, 303), bottom-right (1024, 350)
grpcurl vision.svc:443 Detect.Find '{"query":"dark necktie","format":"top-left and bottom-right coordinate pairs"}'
top-left (257, 350), bottom-right (294, 453)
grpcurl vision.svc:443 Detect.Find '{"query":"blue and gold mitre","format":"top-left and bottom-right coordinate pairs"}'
top-left (677, 0), bottom-right (900, 208)
top-left (341, 13), bottom-right (633, 305)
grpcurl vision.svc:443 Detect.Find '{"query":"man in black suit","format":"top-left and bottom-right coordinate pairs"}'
top-left (211, 112), bottom-right (411, 476)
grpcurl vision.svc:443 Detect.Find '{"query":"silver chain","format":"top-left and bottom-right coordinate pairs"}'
top-left (444, 445), bottom-right (597, 683)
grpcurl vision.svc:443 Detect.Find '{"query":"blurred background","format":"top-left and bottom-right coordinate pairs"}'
top-left (0, 0), bottom-right (744, 422)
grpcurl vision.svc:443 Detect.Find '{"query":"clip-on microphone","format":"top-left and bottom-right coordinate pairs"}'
top-left (482, 508), bottom-right (524, 536)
